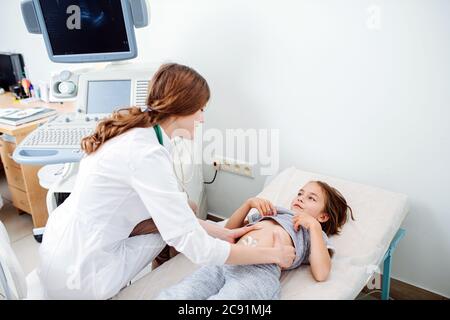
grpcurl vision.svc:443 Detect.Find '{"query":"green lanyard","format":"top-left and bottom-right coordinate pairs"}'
top-left (153, 124), bottom-right (163, 146)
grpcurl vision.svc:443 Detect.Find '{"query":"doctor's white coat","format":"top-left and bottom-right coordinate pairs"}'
top-left (38, 126), bottom-right (230, 299)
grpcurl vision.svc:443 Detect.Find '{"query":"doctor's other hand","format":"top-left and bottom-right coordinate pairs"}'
top-left (246, 197), bottom-right (276, 216)
top-left (129, 218), bottom-right (158, 237)
top-left (225, 224), bottom-right (262, 243)
top-left (272, 231), bottom-right (296, 269)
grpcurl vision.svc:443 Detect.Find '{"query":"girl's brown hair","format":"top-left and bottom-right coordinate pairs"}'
top-left (81, 63), bottom-right (210, 154)
top-left (315, 181), bottom-right (355, 235)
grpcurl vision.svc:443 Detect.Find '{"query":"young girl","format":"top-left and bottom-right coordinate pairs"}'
top-left (156, 180), bottom-right (355, 300)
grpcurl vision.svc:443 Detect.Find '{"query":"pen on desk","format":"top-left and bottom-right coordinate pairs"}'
top-left (30, 84), bottom-right (35, 98)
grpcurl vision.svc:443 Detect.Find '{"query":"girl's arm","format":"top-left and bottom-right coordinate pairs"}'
top-left (224, 201), bottom-right (252, 229)
top-left (225, 198), bottom-right (276, 229)
top-left (308, 223), bottom-right (331, 281)
top-left (293, 214), bottom-right (331, 281)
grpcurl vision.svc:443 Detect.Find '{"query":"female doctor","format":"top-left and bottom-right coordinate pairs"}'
top-left (38, 63), bottom-right (295, 299)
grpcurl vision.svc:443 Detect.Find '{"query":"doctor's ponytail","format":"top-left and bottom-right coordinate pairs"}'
top-left (81, 63), bottom-right (210, 154)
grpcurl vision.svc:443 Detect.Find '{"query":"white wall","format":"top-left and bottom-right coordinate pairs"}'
top-left (1, 0), bottom-right (449, 297)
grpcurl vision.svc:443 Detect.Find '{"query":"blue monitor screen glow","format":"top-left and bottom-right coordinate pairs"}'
top-left (39, 0), bottom-right (129, 55)
top-left (86, 80), bottom-right (131, 114)
top-left (33, 0), bottom-right (138, 62)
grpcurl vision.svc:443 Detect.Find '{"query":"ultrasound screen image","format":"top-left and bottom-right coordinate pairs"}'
top-left (39, 0), bottom-right (130, 55)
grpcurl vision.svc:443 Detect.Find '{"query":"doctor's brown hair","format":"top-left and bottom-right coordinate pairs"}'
top-left (314, 181), bottom-right (355, 236)
top-left (81, 63), bottom-right (210, 154)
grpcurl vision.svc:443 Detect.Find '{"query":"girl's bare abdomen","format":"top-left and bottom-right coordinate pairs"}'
top-left (236, 219), bottom-right (294, 248)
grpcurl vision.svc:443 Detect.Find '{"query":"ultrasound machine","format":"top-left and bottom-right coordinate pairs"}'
top-left (14, 0), bottom-right (156, 240)
top-left (14, 0), bottom-right (152, 165)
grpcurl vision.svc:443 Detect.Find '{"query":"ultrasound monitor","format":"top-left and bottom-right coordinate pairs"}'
top-left (75, 67), bottom-right (155, 115)
top-left (21, 0), bottom-right (149, 63)
top-left (86, 80), bottom-right (131, 114)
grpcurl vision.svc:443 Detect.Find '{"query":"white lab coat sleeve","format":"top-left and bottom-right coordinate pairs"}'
top-left (166, 227), bottom-right (231, 265)
top-left (130, 145), bottom-right (230, 265)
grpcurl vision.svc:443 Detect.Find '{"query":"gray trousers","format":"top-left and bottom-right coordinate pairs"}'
top-left (156, 264), bottom-right (281, 300)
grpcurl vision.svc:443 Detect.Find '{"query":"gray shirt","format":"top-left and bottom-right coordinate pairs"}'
top-left (246, 206), bottom-right (335, 270)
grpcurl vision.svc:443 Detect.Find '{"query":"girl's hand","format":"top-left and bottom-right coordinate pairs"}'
top-left (272, 231), bottom-right (296, 269)
top-left (225, 224), bottom-right (262, 243)
top-left (246, 197), bottom-right (277, 216)
top-left (293, 213), bottom-right (320, 231)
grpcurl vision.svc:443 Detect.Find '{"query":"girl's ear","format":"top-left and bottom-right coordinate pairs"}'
top-left (318, 212), bottom-right (330, 223)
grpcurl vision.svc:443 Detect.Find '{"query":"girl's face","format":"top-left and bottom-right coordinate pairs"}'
top-left (172, 107), bottom-right (205, 139)
top-left (290, 182), bottom-right (330, 223)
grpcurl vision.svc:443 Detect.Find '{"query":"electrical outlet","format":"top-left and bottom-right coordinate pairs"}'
top-left (213, 156), bottom-right (254, 178)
